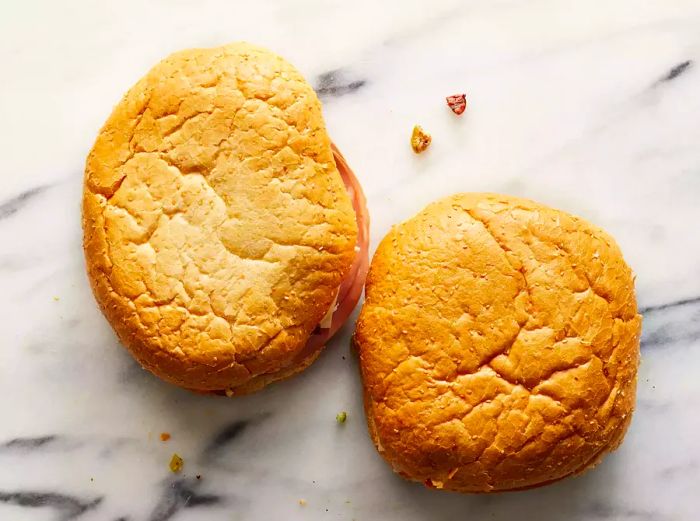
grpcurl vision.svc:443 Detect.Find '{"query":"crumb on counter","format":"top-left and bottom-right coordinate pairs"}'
top-left (298, 499), bottom-right (307, 506)
top-left (160, 432), bottom-right (171, 442)
top-left (336, 411), bottom-right (348, 424)
top-left (169, 453), bottom-right (184, 473)
top-left (446, 93), bottom-right (467, 115)
top-left (53, 296), bottom-right (60, 301)
top-left (411, 125), bottom-right (431, 153)
top-left (196, 474), bottom-right (201, 480)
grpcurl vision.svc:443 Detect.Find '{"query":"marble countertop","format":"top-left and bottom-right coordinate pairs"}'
top-left (2, 1), bottom-right (700, 519)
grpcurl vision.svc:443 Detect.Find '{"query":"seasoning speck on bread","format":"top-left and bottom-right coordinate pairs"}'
top-left (83, 43), bottom-right (358, 393)
top-left (355, 193), bottom-right (641, 492)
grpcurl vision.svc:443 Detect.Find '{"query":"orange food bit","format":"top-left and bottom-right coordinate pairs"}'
top-left (446, 93), bottom-right (467, 115)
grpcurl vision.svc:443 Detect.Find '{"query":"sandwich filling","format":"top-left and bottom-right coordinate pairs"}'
top-left (303, 144), bottom-right (369, 353)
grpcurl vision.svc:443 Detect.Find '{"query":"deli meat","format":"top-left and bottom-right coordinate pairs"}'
top-left (303, 144), bottom-right (369, 352)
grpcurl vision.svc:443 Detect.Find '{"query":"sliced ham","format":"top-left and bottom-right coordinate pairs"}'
top-left (301, 144), bottom-right (369, 354)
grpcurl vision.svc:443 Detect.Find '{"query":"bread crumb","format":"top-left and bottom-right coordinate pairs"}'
top-left (225, 389), bottom-right (235, 397)
top-left (169, 453), bottom-right (184, 473)
top-left (298, 499), bottom-right (307, 506)
top-left (411, 125), bottom-right (431, 153)
top-left (53, 296), bottom-right (60, 301)
top-left (160, 432), bottom-right (171, 442)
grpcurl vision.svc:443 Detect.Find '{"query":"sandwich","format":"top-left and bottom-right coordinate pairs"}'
top-left (83, 42), bottom-right (369, 394)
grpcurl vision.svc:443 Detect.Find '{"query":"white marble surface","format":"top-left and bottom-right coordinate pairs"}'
top-left (2, 0), bottom-right (700, 519)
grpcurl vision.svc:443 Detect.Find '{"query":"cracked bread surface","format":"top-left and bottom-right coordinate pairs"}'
top-left (355, 193), bottom-right (641, 492)
top-left (83, 42), bottom-right (358, 393)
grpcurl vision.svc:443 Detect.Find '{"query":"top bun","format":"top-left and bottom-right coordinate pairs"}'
top-left (355, 193), bottom-right (641, 492)
top-left (83, 42), bottom-right (358, 393)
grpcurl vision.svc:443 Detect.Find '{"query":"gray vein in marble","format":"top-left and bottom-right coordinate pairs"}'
top-left (147, 478), bottom-right (220, 521)
top-left (0, 434), bottom-right (81, 454)
top-left (203, 415), bottom-right (267, 461)
top-left (655, 60), bottom-right (693, 85)
top-left (587, 501), bottom-right (658, 520)
top-left (98, 436), bottom-right (142, 459)
top-left (0, 184), bottom-right (51, 220)
top-left (1, 435), bottom-right (56, 450)
top-left (315, 69), bottom-right (366, 99)
top-left (640, 298), bottom-right (700, 350)
top-left (0, 491), bottom-right (102, 521)
top-left (659, 459), bottom-right (698, 479)
top-left (640, 295), bottom-right (700, 314)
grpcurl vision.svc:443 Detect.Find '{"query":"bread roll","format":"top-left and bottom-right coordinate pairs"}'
top-left (83, 43), bottom-right (364, 394)
top-left (355, 193), bottom-right (641, 492)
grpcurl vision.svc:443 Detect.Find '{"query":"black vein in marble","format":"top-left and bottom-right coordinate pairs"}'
top-left (639, 295), bottom-right (700, 314)
top-left (148, 479), bottom-right (220, 521)
top-left (203, 420), bottom-right (251, 458)
top-left (1, 435), bottom-right (56, 450)
top-left (640, 296), bottom-right (700, 350)
top-left (587, 501), bottom-right (656, 520)
top-left (642, 326), bottom-right (700, 350)
top-left (656, 60), bottom-right (692, 84)
top-left (0, 184), bottom-right (50, 220)
top-left (0, 491), bottom-right (102, 521)
top-left (315, 69), bottom-right (367, 99)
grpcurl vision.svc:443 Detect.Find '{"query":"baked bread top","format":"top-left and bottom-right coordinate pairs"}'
top-left (355, 193), bottom-right (641, 492)
top-left (83, 42), bottom-right (357, 393)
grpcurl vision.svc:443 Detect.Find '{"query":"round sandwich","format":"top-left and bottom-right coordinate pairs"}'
top-left (354, 193), bottom-right (641, 492)
top-left (83, 42), bottom-right (369, 394)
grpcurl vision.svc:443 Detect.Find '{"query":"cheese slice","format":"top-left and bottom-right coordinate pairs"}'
top-left (319, 290), bottom-right (339, 329)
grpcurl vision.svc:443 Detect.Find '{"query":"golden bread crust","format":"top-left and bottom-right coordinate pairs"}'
top-left (355, 193), bottom-right (641, 492)
top-left (83, 42), bottom-right (357, 392)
